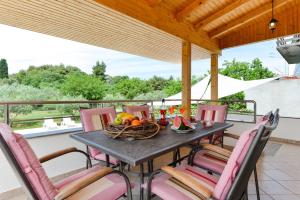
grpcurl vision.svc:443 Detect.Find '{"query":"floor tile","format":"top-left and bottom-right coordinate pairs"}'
top-left (271, 194), bottom-right (300, 200)
top-left (259, 181), bottom-right (292, 195)
top-left (278, 181), bottom-right (300, 195)
top-left (248, 194), bottom-right (273, 200)
top-left (264, 169), bottom-right (295, 181)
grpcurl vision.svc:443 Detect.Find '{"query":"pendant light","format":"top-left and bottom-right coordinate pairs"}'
top-left (269, 0), bottom-right (278, 32)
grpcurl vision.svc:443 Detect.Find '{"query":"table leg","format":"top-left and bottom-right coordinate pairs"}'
top-left (140, 163), bottom-right (145, 200)
top-left (148, 160), bottom-right (154, 174)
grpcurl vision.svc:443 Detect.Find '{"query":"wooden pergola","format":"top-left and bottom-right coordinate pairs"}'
top-left (0, 0), bottom-right (299, 117)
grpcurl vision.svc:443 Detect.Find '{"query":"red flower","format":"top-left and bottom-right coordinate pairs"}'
top-left (179, 107), bottom-right (185, 114)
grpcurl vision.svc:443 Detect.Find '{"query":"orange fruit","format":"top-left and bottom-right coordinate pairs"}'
top-left (131, 120), bottom-right (141, 126)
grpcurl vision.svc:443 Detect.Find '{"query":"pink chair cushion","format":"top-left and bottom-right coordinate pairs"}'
top-left (213, 120), bottom-right (268, 200)
top-left (55, 165), bottom-right (133, 200)
top-left (193, 150), bottom-right (227, 174)
top-left (125, 105), bottom-right (150, 119)
top-left (80, 107), bottom-right (116, 157)
top-left (0, 123), bottom-right (57, 200)
top-left (195, 104), bottom-right (228, 143)
top-left (144, 164), bottom-right (218, 200)
top-left (195, 104), bottom-right (228, 123)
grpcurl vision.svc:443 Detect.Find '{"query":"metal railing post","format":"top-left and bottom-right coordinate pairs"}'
top-left (4, 104), bottom-right (10, 125)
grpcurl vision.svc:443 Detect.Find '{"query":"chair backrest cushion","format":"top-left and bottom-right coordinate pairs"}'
top-left (80, 107), bottom-right (116, 157)
top-left (80, 107), bottom-right (116, 132)
top-left (213, 120), bottom-right (268, 200)
top-left (0, 123), bottom-right (57, 200)
top-left (125, 105), bottom-right (150, 119)
top-left (195, 104), bottom-right (228, 123)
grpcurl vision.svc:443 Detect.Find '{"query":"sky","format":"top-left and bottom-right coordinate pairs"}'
top-left (0, 24), bottom-right (290, 79)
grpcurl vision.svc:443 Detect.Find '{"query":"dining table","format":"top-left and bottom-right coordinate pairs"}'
top-left (70, 122), bottom-right (233, 200)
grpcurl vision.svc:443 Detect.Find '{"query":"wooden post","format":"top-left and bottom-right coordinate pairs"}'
top-left (182, 40), bottom-right (191, 119)
top-left (211, 54), bottom-right (219, 103)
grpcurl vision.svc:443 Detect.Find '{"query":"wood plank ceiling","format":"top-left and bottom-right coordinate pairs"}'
top-left (0, 0), bottom-right (299, 62)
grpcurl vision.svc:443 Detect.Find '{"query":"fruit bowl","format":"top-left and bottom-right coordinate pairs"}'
top-left (104, 121), bottom-right (160, 140)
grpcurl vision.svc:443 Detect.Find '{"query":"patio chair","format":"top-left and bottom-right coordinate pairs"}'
top-left (145, 111), bottom-right (279, 200)
top-left (124, 105), bottom-right (151, 119)
top-left (195, 104), bottom-right (228, 146)
top-left (61, 117), bottom-right (76, 127)
top-left (43, 119), bottom-right (58, 129)
top-left (189, 110), bottom-right (274, 200)
top-left (80, 107), bottom-right (120, 167)
top-left (0, 123), bottom-right (133, 200)
top-left (173, 104), bottom-right (228, 168)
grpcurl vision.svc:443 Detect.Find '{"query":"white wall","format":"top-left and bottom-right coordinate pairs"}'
top-left (245, 79), bottom-right (300, 118)
top-left (227, 117), bottom-right (300, 142)
top-left (0, 133), bottom-right (87, 193)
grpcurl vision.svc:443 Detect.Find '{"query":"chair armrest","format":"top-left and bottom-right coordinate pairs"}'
top-left (162, 166), bottom-right (212, 199)
top-left (54, 167), bottom-right (113, 200)
top-left (39, 147), bottom-right (91, 168)
top-left (202, 144), bottom-right (231, 158)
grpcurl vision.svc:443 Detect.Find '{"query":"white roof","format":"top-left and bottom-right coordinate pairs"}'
top-left (159, 74), bottom-right (278, 105)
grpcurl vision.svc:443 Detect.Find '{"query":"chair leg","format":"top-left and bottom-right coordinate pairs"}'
top-left (177, 148), bottom-right (181, 165)
top-left (105, 154), bottom-right (110, 167)
top-left (221, 135), bottom-right (224, 148)
top-left (254, 166), bottom-right (260, 200)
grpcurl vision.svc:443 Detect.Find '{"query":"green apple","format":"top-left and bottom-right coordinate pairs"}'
top-left (114, 117), bottom-right (122, 125)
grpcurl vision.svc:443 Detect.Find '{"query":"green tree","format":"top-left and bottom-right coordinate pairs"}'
top-left (134, 90), bottom-right (166, 100)
top-left (163, 79), bottom-right (182, 96)
top-left (114, 78), bottom-right (152, 99)
top-left (147, 76), bottom-right (169, 91)
top-left (12, 64), bottom-right (83, 88)
top-left (0, 59), bottom-right (8, 79)
top-left (61, 73), bottom-right (107, 100)
top-left (219, 58), bottom-right (275, 110)
top-left (219, 58), bottom-right (275, 80)
top-left (92, 61), bottom-right (107, 81)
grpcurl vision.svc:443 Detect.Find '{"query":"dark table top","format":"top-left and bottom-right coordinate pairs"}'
top-left (70, 122), bottom-right (233, 166)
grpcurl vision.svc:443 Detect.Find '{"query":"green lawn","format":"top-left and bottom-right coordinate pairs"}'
top-left (12, 110), bottom-right (80, 130)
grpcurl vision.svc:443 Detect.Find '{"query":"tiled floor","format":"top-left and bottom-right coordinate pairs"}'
top-left (3, 142), bottom-right (300, 200)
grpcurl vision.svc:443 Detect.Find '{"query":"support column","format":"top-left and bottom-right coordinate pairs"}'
top-left (211, 54), bottom-right (219, 103)
top-left (182, 40), bottom-right (191, 119)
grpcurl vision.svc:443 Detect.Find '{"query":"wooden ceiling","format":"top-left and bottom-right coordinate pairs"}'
top-left (0, 0), bottom-right (299, 62)
top-left (95, 0), bottom-right (300, 49)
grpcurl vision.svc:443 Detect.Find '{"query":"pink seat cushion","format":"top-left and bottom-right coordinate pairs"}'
top-left (80, 107), bottom-right (116, 158)
top-left (55, 165), bottom-right (132, 200)
top-left (145, 164), bottom-right (218, 200)
top-left (213, 120), bottom-right (268, 200)
top-left (125, 105), bottom-right (150, 119)
top-left (193, 150), bottom-right (227, 174)
top-left (0, 123), bottom-right (57, 200)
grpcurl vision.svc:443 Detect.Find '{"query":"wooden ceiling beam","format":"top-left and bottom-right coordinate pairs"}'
top-left (176, 0), bottom-right (208, 21)
top-left (194, 0), bottom-right (251, 30)
top-left (146, 0), bottom-right (162, 7)
top-left (94, 0), bottom-right (220, 53)
top-left (209, 0), bottom-right (291, 39)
